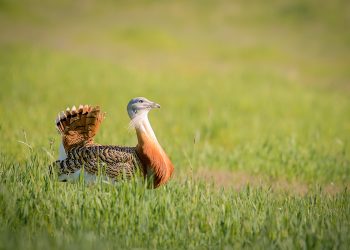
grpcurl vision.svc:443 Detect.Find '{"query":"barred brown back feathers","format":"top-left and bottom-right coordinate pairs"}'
top-left (56, 105), bottom-right (105, 151)
top-left (55, 145), bottom-right (142, 180)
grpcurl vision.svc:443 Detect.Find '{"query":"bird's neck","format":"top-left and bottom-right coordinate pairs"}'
top-left (132, 113), bottom-right (174, 188)
top-left (136, 113), bottom-right (159, 143)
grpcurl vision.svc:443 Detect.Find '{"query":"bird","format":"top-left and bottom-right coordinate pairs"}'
top-left (50, 97), bottom-right (174, 188)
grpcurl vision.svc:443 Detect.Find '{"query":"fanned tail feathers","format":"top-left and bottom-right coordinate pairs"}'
top-left (56, 105), bottom-right (106, 151)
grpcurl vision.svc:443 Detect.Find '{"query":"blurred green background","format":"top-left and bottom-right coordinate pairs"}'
top-left (0, 0), bottom-right (349, 186)
top-left (0, 1), bottom-right (350, 249)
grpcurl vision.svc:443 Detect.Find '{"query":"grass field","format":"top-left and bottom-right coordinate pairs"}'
top-left (0, 0), bottom-right (349, 249)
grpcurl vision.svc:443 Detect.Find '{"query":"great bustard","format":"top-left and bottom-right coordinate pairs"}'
top-left (51, 97), bottom-right (174, 188)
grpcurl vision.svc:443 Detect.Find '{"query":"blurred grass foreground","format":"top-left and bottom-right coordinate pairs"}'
top-left (0, 0), bottom-right (349, 249)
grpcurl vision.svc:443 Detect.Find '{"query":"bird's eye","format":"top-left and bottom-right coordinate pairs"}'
top-left (139, 100), bottom-right (144, 103)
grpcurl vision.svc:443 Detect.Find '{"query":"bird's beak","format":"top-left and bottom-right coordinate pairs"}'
top-left (150, 102), bottom-right (161, 109)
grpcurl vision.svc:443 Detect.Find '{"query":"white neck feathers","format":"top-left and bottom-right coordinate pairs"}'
top-left (129, 111), bottom-right (158, 143)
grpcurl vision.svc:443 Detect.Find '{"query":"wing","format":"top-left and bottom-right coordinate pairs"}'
top-left (55, 146), bottom-right (140, 180)
top-left (55, 105), bottom-right (105, 152)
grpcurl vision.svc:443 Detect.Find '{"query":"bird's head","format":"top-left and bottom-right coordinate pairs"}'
top-left (127, 97), bottom-right (161, 119)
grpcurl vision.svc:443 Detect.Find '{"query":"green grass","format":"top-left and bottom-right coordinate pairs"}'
top-left (0, 0), bottom-right (349, 249)
top-left (1, 153), bottom-right (349, 249)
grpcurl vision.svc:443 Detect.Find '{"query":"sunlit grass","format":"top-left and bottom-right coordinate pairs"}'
top-left (0, 152), bottom-right (349, 249)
